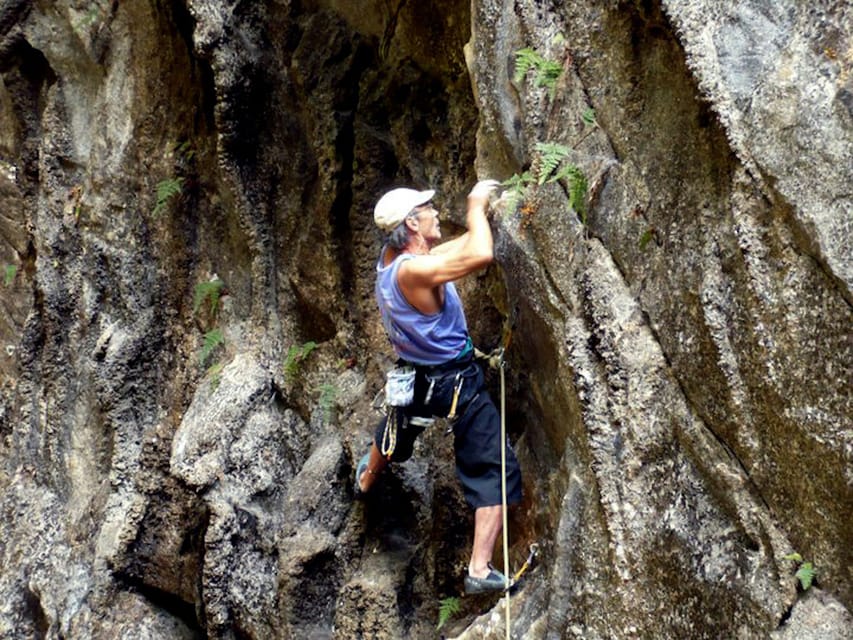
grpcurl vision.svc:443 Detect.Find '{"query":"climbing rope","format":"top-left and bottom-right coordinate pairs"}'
top-left (499, 352), bottom-right (511, 640)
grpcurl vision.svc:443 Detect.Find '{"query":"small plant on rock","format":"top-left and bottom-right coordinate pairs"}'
top-left (785, 553), bottom-right (816, 591)
top-left (437, 596), bottom-right (461, 631)
top-left (194, 278), bottom-right (225, 319)
top-left (283, 341), bottom-right (318, 383)
top-left (206, 362), bottom-right (224, 391)
top-left (3, 264), bottom-right (16, 286)
top-left (152, 177), bottom-right (184, 217)
top-left (514, 47), bottom-right (563, 97)
top-left (501, 142), bottom-right (588, 224)
top-left (316, 383), bottom-right (338, 423)
top-left (199, 328), bottom-right (225, 368)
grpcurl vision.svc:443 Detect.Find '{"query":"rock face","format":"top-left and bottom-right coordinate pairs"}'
top-left (0, 1), bottom-right (849, 639)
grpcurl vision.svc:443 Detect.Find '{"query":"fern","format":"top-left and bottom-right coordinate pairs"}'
top-left (283, 341), bottom-right (318, 382)
top-left (194, 279), bottom-right (225, 317)
top-left (785, 553), bottom-right (816, 591)
top-left (317, 383), bottom-right (338, 422)
top-left (501, 171), bottom-right (534, 214)
top-left (560, 165), bottom-right (588, 217)
top-left (207, 362), bottom-right (224, 391)
top-left (437, 596), bottom-right (461, 631)
top-left (513, 47), bottom-right (563, 97)
top-left (174, 140), bottom-right (196, 161)
top-left (152, 177), bottom-right (184, 217)
top-left (535, 58), bottom-right (563, 97)
top-left (513, 48), bottom-right (540, 84)
top-left (534, 142), bottom-right (572, 185)
top-left (796, 562), bottom-right (815, 590)
top-left (582, 107), bottom-right (598, 126)
top-left (3, 264), bottom-right (16, 286)
top-left (199, 329), bottom-right (224, 367)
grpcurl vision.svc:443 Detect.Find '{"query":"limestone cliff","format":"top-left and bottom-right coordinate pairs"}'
top-left (0, 1), bottom-right (850, 639)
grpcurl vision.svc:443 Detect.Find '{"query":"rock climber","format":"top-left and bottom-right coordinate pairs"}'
top-left (356, 179), bottom-right (523, 594)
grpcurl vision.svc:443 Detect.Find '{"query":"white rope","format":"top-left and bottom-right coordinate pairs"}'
top-left (500, 358), bottom-right (511, 640)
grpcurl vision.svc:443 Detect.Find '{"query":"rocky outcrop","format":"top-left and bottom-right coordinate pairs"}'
top-left (0, 1), bottom-right (849, 639)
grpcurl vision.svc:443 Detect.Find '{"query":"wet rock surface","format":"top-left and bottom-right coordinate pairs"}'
top-left (0, 1), bottom-right (849, 638)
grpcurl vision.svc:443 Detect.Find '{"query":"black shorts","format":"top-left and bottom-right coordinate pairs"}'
top-left (373, 357), bottom-right (522, 509)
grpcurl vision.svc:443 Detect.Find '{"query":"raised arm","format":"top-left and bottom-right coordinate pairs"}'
top-left (401, 180), bottom-right (499, 287)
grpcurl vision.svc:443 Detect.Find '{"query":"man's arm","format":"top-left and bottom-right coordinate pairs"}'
top-left (429, 232), bottom-right (469, 256)
top-left (402, 180), bottom-right (499, 286)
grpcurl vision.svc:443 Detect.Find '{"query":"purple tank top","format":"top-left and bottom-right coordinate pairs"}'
top-left (375, 249), bottom-right (469, 365)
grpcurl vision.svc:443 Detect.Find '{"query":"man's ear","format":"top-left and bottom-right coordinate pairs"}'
top-left (406, 217), bottom-right (419, 231)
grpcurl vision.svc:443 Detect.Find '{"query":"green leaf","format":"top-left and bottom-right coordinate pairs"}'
top-left (207, 362), bottom-right (224, 391)
top-left (534, 142), bottom-right (571, 185)
top-left (3, 264), bottom-right (17, 286)
top-left (784, 552), bottom-right (803, 563)
top-left (152, 177), bottom-right (184, 217)
top-left (566, 166), bottom-right (588, 216)
top-left (194, 279), bottom-right (225, 317)
top-left (513, 48), bottom-right (540, 84)
top-left (317, 383), bottom-right (338, 422)
top-left (437, 596), bottom-right (461, 630)
top-left (582, 107), bottom-right (597, 126)
top-left (199, 329), bottom-right (224, 367)
top-left (795, 562), bottom-right (815, 590)
top-left (283, 341), bottom-right (318, 382)
top-left (500, 172), bottom-right (533, 215)
top-left (513, 47), bottom-right (563, 97)
top-left (639, 228), bottom-right (655, 250)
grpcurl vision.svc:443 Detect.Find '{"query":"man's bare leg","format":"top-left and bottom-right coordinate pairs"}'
top-left (468, 504), bottom-right (502, 578)
top-left (358, 442), bottom-right (388, 493)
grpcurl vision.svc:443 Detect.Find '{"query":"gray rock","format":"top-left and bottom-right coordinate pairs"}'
top-left (0, 0), bottom-right (849, 638)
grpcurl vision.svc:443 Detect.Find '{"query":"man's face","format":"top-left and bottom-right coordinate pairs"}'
top-left (412, 203), bottom-right (441, 242)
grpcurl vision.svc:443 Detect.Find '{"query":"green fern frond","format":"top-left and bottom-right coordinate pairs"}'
top-left (534, 58), bottom-right (563, 96)
top-left (317, 383), bottom-right (338, 422)
top-left (3, 264), bottom-right (17, 286)
top-left (199, 329), bottom-right (224, 367)
top-left (283, 341), bottom-right (318, 382)
top-left (194, 279), bottom-right (225, 317)
top-left (207, 362), bottom-right (224, 391)
top-left (796, 562), bottom-right (815, 590)
top-left (534, 142), bottom-right (571, 185)
top-left (501, 172), bottom-right (534, 214)
top-left (566, 166), bottom-right (587, 215)
top-left (152, 177), bottom-right (184, 217)
top-left (582, 107), bottom-right (598, 126)
top-left (513, 48), bottom-right (540, 84)
top-left (514, 47), bottom-right (563, 97)
top-left (437, 596), bottom-right (461, 631)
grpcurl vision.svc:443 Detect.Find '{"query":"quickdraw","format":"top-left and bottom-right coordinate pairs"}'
top-left (510, 543), bottom-right (540, 586)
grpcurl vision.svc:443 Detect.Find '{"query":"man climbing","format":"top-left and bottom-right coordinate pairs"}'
top-left (356, 179), bottom-right (523, 595)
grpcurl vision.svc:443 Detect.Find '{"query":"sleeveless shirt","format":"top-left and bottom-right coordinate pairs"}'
top-left (375, 248), bottom-right (469, 366)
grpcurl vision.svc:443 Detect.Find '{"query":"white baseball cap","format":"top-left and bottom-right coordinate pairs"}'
top-left (373, 188), bottom-right (435, 232)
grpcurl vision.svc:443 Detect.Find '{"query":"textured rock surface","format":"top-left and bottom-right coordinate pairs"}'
top-left (0, 0), bottom-right (850, 639)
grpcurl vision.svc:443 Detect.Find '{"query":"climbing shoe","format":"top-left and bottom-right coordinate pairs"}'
top-left (354, 452), bottom-right (371, 498)
top-left (464, 566), bottom-right (512, 595)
